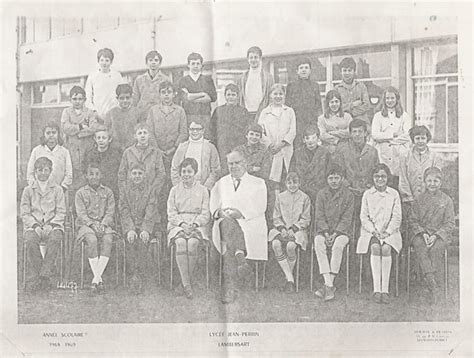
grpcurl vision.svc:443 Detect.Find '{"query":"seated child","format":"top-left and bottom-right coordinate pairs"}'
top-left (119, 163), bottom-right (157, 294)
top-left (408, 167), bottom-right (455, 304)
top-left (82, 125), bottom-right (122, 199)
top-left (21, 157), bottom-right (66, 291)
top-left (27, 122), bottom-right (72, 189)
top-left (61, 85), bottom-right (100, 189)
top-left (104, 84), bottom-right (141, 151)
top-left (167, 158), bottom-right (210, 299)
top-left (357, 163), bottom-right (402, 304)
top-left (268, 172), bottom-right (311, 293)
top-left (314, 164), bottom-right (354, 301)
top-left (75, 162), bottom-right (115, 294)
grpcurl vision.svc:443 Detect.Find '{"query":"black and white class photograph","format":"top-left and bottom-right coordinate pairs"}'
top-left (12, 2), bottom-right (463, 330)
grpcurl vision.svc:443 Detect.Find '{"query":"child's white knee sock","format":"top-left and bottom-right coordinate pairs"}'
top-left (96, 256), bottom-right (110, 281)
top-left (89, 257), bottom-right (100, 284)
top-left (370, 254), bottom-right (381, 293)
top-left (323, 273), bottom-right (332, 287)
top-left (381, 256), bottom-right (392, 293)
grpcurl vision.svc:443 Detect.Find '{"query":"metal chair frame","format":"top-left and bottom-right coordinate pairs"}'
top-left (170, 239), bottom-right (210, 290)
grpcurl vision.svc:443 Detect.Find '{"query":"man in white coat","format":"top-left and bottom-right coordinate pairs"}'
top-left (210, 149), bottom-right (268, 304)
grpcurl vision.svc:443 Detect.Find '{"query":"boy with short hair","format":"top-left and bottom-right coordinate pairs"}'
top-left (82, 125), bottom-right (122, 198)
top-left (210, 83), bottom-right (250, 171)
top-left (285, 57), bottom-right (323, 148)
top-left (61, 85), bottom-right (100, 189)
top-left (335, 57), bottom-right (370, 126)
top-left (104, 84), bottom-right (141, 151)
top-left (238, 46), bottom-right (274, 119)
top-left (178, 52), bottom-right (217, 139)
top-left (234, 123), bottom-right (272, 180)
top-left (146, 81), bottom-right (188, 176)
top-left (132, 50), bottom-right (171, 120)
top-left (85, 48), bottom-right (125, 119)
top-left (21, 157), bottom-right (66, 291)
top-left (75, 162), bottom-right (115, 294)
top-left (408, 167), bottom-right (454, 304)
top-left (289, 124), bottom-right (331, 202)
top-left (119, 162), bottom-right (157, 293)
top-left (313, 164), bottom-right (354, 301)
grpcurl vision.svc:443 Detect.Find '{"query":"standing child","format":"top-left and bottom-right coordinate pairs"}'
top-left (285, 57), bottom-right (323, 148)
top-left (104, 84), bottom-right (141, 151)
top-left (85, 48), bottom-right (125, 120)
top-left (61, 85), bottom-right (100, 189)
top-left (167, 158), bottom-right (210, 299)
top-left (119, 163), bottom-right (157, 294)
top-left (75, 162), bottom-right (115, 294)
top-left (178, 52), bottom-right (217, 139)
top-left (357, 163), bottom-right (402, 304)
top-left (27, 122), bottom-right (72, 189)
top-left (268, 172), bottom-right (311, 293)
top-left (371, 86), bottom-right (411, 188)
top-left (314, 164), bottom-right (354, 301)
top-left (408, 167), bottom-right (455, 304)
top-left (318, 90), bottom-right (352, 154)
top-left (21, 157), bottom-right (66, 291)
top-left (335, 57), bottom-right (370, 127)
top-left (210, 83), bottom-right (250, 173)
top-left (132, 50), bottom-right (171, 120)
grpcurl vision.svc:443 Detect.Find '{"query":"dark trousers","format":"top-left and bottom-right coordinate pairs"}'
top-left (126, 237), bottom-right (148, 278)
top-left (24, 229), bottom-right (63, 285)
top-left (412, 234), bottom-right (447, 284)
top-left (219, 217), bottom-right (247, 289)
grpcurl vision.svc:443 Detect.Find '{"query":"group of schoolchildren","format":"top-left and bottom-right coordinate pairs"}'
top-left (20, 46), bottom-right (455, 306)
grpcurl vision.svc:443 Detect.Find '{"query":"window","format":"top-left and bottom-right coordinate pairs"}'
top-left (59, 78), bottom-right (82, 103)
top-left (214, 60), bottom-right (248, 105)
top-left (32, 82), bottom-right (58, 105)
top-left (412, 43), bottom-right (458, 144)
top-left (33, 17), bottom-right (51, 42)
top-left (25, 17), bottom-right (34, 44)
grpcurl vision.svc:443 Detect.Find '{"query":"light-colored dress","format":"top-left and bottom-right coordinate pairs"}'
top-left (357, 187), bottom-right (402, 254)
top-left (258, 105), bottom-right (296, 183)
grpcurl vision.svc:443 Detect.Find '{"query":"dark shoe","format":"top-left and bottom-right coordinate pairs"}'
top-left (183, 285), bottom-right (194, 300)
top-left (373, 292), bottom-right (382, 303)
top-left (90, 283), bottom-right (99, 295)
top-left (324, 285), bottom-right (336, 301)
top-left (285, 281), bottom-right (296, 293)
top-left (97, 281), bottom-right (106, 294)
top-left (38, 276), bottom-right (52, 291)
top-left (314, 286), bottom-right (326, 299)
top-left (237, 263), bottom-right (252, 280)
top-left (221, 289), bottom-right (237, 304)
top-left (381, 293), bottom-right (390, 304)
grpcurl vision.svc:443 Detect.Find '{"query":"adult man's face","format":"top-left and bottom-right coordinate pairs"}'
top-left (227, 152), bottom-right (247, 179)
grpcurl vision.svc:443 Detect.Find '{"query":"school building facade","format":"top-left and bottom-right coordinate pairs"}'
top-left (16, 4), bottom-right (460, 201)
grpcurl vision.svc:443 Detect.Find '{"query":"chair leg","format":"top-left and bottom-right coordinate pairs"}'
top-left (170, 244), bottom-right (174, 290)
top-left (186, 240), bottom-right (190, 286)
top-left (80, 241), bottom-right (84, 289)
top-left (358, 254), bottom-right (363, 294)
top-left (157, 239), bottom-right (161, 287)
top-left (395, 252), bottom-right (399, 297)
top-left (407, 246), bottom-right (411, 299)
top-left (310, 242), bottom-right (314, 292)
top-left (444, 247), bottom-right (448, 300)
top-left (219, 253), bottom-right (223, 288)
top-left (115, 242), bottom-right (119, 286)
top-left (60, 239), bottom-right (64, 283)
top-left (346, 244), bottom-right (350, 296)
top-left (296, 247), bottom-right (300, 293)
top-left (123, 240), bottom-right (127, 287)
top-left (23, 240), bottom-right (27, 289)
top-left (262, 261), bottom-right (266, 289)
top-left (255, 262), bottom-right (259, 292)
top-left (205, 244), bottom-right (209, 290)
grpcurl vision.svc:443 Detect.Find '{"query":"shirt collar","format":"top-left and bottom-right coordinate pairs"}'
top-left (189, 137), bottom-right (204, 144)
top-left (189, 72), bottom-right (201, 82)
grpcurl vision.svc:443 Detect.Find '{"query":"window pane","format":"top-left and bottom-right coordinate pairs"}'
top-left (25, 17), bottom-right (34, 43)
top-left (413, 43), bottom-right (458, 76)
top-left (273, 55), bottom-right (327, 84)
top-left (51, 18), bottom-right (64, 39)
top-left (215, 70), bottom-right (245, 106)
top-left (64, 18), bottom-right (82, 36)
top-left (34, 17), bottom-right (50, 42)
top-left (33, 82), bottom-right (58, 104)
top-left (332, 50), bottom-right (391, 80)
top-left (59, 79), bottom-right (82, 103)
top-left (97, 17), bottom-right (118, 30)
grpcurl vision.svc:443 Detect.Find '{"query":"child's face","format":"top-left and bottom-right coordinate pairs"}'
top-left (350, 126), bottom-right (366, 145)
top-left (130, 168), bottom-right (145, 185)
top-left (70, 93), bottom-right (86, 110)
top-left (385, 92), bottom-right (397, 109)
top-left (247, 52), bottom-right (261, 69)
top-left (373, 169), bottom-right (388, 191)
top-left (160, 87), bottom-right (174, 105)
top-left (44, 127), bottom-right (58, 147)
top-left (286, 178), bottom-right (300, 193)
top-left (94, 130), bottom-right (111, 151)
top-left (341, 67), bottom-right (355, 84)
top-left (180, 165), bottom-right (196, 185)
top-left (35, 166), bottom-right (52, 182)
top-left (147, 56), bottom-right (161, 71)
top-left (135, 128), bottom-right (150, 146)
top-left (328, 96), bottom-right (341, 113)
top-left (189, 123), bottom-right (204, 141)
top-left (188, 59), bottom-right (203, 75)
top-left (425, 174), bottom-right (442, 193)
top-left (296, 64), bottom-right (311, 79)
top-left (269, 88), bottom-right (285, 106)
top-left (303, 133), bottom-right (319, 150)
top-left (327, 174), bottom-right (343, 191)
top-left (98, 56), bottom-right (112, 72)
top-left (225, 89), bottom-right (239, 105)
top-left (246, 130), bottom-right (261, 145)
top-left (413, 134), bottom-right (428, 152)
top-left (86, 167), bottom-right (102, 187)
top-left (117, 92), bottom-right (132, 109)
